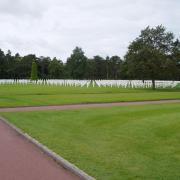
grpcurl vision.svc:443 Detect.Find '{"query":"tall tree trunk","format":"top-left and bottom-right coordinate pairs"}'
top-left (152, 79), bottom-right (155, 90)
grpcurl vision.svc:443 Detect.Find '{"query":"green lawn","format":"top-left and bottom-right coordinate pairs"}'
top-left (1, 103), bottom-right (180, 179)
top-left (0, 84), bottom-right (180, 107)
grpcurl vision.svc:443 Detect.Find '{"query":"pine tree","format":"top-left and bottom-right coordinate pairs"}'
top-left (30, 61), bottom-right (38, 81)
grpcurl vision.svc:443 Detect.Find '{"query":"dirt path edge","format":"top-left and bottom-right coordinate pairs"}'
top-left (0, 117), bottom-right (95, 180)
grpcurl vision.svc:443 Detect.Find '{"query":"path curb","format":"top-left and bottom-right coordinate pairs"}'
top-left (0, 117), bottom-right (95, 180)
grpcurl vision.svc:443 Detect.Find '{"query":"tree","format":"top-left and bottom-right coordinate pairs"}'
top-left (5, 50), bottom-right (15, 79)
top-left (30, 60), bottom-right (38, 81)
top-left (37, 56), bottom-right (51, 79)
top-left (13, 53), bottom-right (22, 79)
top-left (20, 54), bottom-right (36, 79)
top-left (0, 49), bottom-right (6, 78)
top-left (66, 47), bottom-right (87, 79)
top-left (93, 56), bottom-right (106, 79)
top-left (106, 56), bottom-right (110, 79)
top-left (48, 58), bottom-right (64, 79)
top-left (171, 39), bottom-right (180, 80)
top-left (84, 59), bottom-right (96, 79)
top-left (109, 56), bottom-right (122, 79)
top-left (124, 25), bottom-right (176, 89)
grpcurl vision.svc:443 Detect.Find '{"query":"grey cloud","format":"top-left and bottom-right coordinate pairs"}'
top-left (0, 0), bottom-right (45, 17)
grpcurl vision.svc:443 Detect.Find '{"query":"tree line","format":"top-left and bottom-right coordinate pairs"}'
top-left (0, 25), bottom-right (180, 86)
top-left (0, 48), bottom-right (123, 80)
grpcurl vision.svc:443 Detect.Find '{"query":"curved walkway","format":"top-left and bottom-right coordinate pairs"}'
top-left (0, 99), bottom-right (180, 112)
top-left (0, 120), bottom-right (80, 180)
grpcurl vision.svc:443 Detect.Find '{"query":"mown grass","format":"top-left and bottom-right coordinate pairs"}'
top-left (1, 103), bottom-right (180, 179)
top-left (0, 84), bottom-right (180, 107)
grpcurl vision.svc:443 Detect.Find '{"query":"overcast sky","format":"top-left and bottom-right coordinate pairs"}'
top-left (0, 0), bottom-right (179, 61)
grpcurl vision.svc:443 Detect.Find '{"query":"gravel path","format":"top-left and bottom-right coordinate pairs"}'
top-left (0, 99), bottom-right (180, 112)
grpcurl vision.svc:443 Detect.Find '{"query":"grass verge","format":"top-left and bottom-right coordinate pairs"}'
top-left (0, 84), bottom-right (180, 107)
top-left (1, 103), bottom-right (180, 179)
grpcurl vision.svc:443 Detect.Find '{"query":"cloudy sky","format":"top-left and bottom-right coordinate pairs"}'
top-left (0, 0), bottom-right (179, 61)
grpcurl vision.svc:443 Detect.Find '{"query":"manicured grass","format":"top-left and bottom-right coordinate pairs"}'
top-left (0, 84), bottom-right (180, 107)
top-left (1, 103), bottom-right (180, 179)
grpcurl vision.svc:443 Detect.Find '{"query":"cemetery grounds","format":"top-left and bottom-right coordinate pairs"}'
top-left (0, 82), bottom-right (180, 179)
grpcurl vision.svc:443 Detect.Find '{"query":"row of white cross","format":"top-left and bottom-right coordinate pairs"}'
top-left (0, 79), bottom-right (90, 87)
top-left (95, 80), bottom-right (180, 88)
top-left (0, 79), bottom-right (179, 88)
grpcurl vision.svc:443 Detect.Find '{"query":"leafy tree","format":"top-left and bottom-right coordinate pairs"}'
top-left (48, 58), bottom-right (64, 79)
top-left (0, 49), bottom-right (6, 78)
top-left (105, 56), bottom-right (110, 79)
top-left (5, 50), bottom-right (15, 79)
top-left (20, 54), bottom-right (36, 79)
top-left (171, 39), bottom-right (180, 80)
top-left (37, 56), bottom-right (51, 79)
top-left (66, 47), bottom-right (87, 79)
top-left (109, 56), bottom-right (122, 79)
top-left (13, 53), bottom-right (22, 79)
top-left (30, 60), bottom-right (38, 81)
top-left (84, 59), bottom-right (96, 79)
top-left (93, 56), bottom-right (106, 79)
top-left (124, 25), bottom-right (176, 89)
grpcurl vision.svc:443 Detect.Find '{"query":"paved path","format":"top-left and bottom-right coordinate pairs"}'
top-left (0, 99), bottom-right (180, 112)
top-left (0, 120), bottom-right (80, 180)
